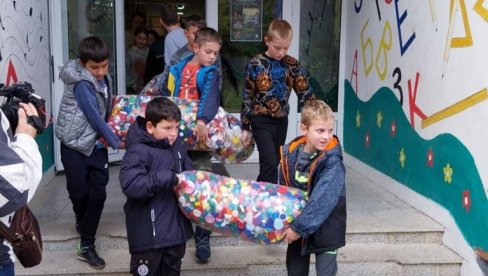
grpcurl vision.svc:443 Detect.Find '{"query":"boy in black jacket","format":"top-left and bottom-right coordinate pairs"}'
top-left (279, 100), bottom-right (346, 276)
top-left (119, 97), bottom-right (194, 276)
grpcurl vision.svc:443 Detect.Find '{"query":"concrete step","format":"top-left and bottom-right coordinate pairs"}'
top-left (39, 228), bottom-right (445, 253)
top-left (22, 164), bottom-right (462, 275)
top-left (43, 232), bottom-right (448, 252)
top-left (38, 212), bottom-right (445, 252)
top-left (16, 243), bottom-right (462, 275)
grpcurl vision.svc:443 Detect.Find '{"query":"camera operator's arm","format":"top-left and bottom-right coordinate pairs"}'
top-left (0, 104), bottom-right (42, 216)
top-left (74, 81), bottom-right (122, 149)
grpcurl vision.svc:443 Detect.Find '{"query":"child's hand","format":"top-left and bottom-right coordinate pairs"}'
top-left (194, 120), bottom-right (208, 143)
top-left (99, 137), bottom-right (110, 148)
top-left (119, 141), bottom-right (125, 149)
top-left (282, 227), bottom-right (300, 244)
top-left (241, 130), bottom-right (252, 147)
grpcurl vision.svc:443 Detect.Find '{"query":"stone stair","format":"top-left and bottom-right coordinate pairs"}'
top-left (16, 163), bottom-right (462, 275)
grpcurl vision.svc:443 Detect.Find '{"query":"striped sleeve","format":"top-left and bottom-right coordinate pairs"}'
top-left (0, 111), bottom-right (42, 216)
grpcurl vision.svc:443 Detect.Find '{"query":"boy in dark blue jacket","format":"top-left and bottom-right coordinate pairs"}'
top-left (279, 100), bottom-right (346, 276)
top-left (119, 97), bottom-right (194, 276)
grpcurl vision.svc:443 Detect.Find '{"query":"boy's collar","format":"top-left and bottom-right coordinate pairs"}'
top-left (288, 136), bottom-right (338, 153)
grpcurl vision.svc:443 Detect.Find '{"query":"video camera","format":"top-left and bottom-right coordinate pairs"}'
top-left (0, 82), bottom-right (46, 134)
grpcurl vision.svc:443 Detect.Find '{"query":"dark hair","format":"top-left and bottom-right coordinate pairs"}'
top-left (131, 11), bottom-right (146, 25)
top-left (181, 15), bottom-right (206, 30)
top-left (133, 26), bottom-right (148, 37)
top-left (145, 97), bottom-right (181, 125)
top-left (78, 36), bottom-right (109, 64)
top-left (194, 27), bottom-right (222, 47)
top-left (160, 6), bottom-right (179, 26)
top-left (147, 29), bottom-right (160, 39)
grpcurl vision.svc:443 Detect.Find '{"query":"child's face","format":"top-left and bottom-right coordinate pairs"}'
top-left (83, 59), bottom-right (109, 80)
top-left (147, 34), bottom-right (156, 47)
top-left (132, 16), bottom-right (144, 30)
top-left (264, 35), bottom-right (292, 61)
top-left (192, 41), bottom-right (221, 67)
top-left (301, 118), bottom-right (334, 152)
top-left (146, 119), bottom-right (180, 145)
top-left (135, 32), bottom-right (148, 48)
top-left (185, 25), bottom-right (200, 47)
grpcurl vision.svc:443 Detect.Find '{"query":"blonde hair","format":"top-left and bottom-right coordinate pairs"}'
top-left (266, 19), bottom-right (292, 41)
top-left (301, 100), bottom-right (334, 127)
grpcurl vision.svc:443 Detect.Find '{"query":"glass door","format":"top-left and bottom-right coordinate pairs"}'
top-left (298, 0), bottom-right (342, 137)
top-left (51, 0), bottom-right (122, 171)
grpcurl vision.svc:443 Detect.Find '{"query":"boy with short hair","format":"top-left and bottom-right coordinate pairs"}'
top-left (55, 36), bottom-right (123, 269)
top-left (163, 15), bottom-right (223, 92)
top-left (119, 97), bottom-right (194, 276)
top-left (144, 15), bottom-right (223, 97)
top-left (241, 19), bottom-right (316, 185)
top-left (279, 100), bottom-right (346, 276)
top-left (161, 6), bottom-right (187, 66)
top-left (166, 26), bottom-right (222, 264)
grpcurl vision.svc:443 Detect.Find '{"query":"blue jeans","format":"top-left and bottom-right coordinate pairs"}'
top-left (0, 262), bottom-right (14, 276)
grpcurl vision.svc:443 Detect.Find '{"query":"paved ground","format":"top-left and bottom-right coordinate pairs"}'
top-left (29, 162), bottom-right (442, 240)
top-left (19, 161), bottom-right (453, 275)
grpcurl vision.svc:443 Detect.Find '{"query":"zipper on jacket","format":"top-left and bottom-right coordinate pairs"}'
top-left (151, 208), bottom-right (156, 237)
top-left (178, 151), bottom-right (182, 172)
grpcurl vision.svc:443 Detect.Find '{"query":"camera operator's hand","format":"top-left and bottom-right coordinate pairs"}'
top-left (16, 102), bottom-right (38, 138)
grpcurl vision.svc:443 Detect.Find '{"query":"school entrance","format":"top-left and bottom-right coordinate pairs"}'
top-left (50, 0), bottom-right (341, 170)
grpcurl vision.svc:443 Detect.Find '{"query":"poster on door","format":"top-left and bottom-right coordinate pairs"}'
top-left (230, 0), bottom-right (262, 41)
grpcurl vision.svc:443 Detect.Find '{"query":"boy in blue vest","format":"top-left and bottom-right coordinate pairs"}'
top-left (166, 27), bottom-right (221, 264)
top-left (120, 97), bottom-right (194, 275)
top-left (56, 36), bottom-right (123, 269)
top-left (279, 100), bottom-right (347, 276)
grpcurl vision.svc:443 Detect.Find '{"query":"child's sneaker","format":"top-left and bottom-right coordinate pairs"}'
top-left (77, 244), bottom-right (106, 269)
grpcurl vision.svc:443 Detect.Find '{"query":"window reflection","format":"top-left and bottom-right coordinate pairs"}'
top-left (218, 0), bottom-right (282, 112)
top-left (67, 0), bottom-right (116, 89)
top-left (299, 0), bottom-right (341, 111)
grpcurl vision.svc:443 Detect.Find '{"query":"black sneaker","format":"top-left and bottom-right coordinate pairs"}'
top-left (194, 227), bottom-right (211, 263)
top-left (77, 245), bottom-right (106, 269)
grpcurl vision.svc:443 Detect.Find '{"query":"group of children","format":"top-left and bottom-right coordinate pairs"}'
top-left (56, 16), bottom-right (346, 276)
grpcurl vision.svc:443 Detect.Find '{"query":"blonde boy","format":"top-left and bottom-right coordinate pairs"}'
top-left (241, 19), bottom-right (316, 184)
top-left (279, 100), bottom-right (346, 276)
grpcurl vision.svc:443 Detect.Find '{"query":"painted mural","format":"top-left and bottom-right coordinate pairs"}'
top-left (342, 0), bottom-right (488, 252)
top-left (0, 0), bottom-right (52, 171)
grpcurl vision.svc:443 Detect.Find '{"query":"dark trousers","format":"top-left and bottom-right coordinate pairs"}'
top-left (286, 239), bottom-right (338, 276)
top-left (61, 144), bottom-right (109, 247)
top-left (130, 244), bottom-right (186, 276)
top-left (251, 116), bottom-right (288, 183)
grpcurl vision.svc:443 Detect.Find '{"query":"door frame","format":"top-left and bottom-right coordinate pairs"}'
top-left (50, 0), bottom-right (126, 171)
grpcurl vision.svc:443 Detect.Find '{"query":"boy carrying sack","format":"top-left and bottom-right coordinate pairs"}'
top-left (279, 100), bottom-right (346, 276)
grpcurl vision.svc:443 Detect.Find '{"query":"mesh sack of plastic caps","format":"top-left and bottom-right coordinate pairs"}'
top-left (175, 170), bottom-right (308, 244)
top-left (107, 95), bottom-right (255, 163)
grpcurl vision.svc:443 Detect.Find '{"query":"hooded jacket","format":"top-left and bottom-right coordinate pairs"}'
top-left (279, 135), bottom-right (346, 254)
top-left (119, 116), bottom-right (194, 253)
top-left (167, 55), bottom-right (220, 124)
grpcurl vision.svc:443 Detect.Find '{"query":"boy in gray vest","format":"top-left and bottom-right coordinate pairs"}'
top-left (55, 36), bottom-right (123, 270)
